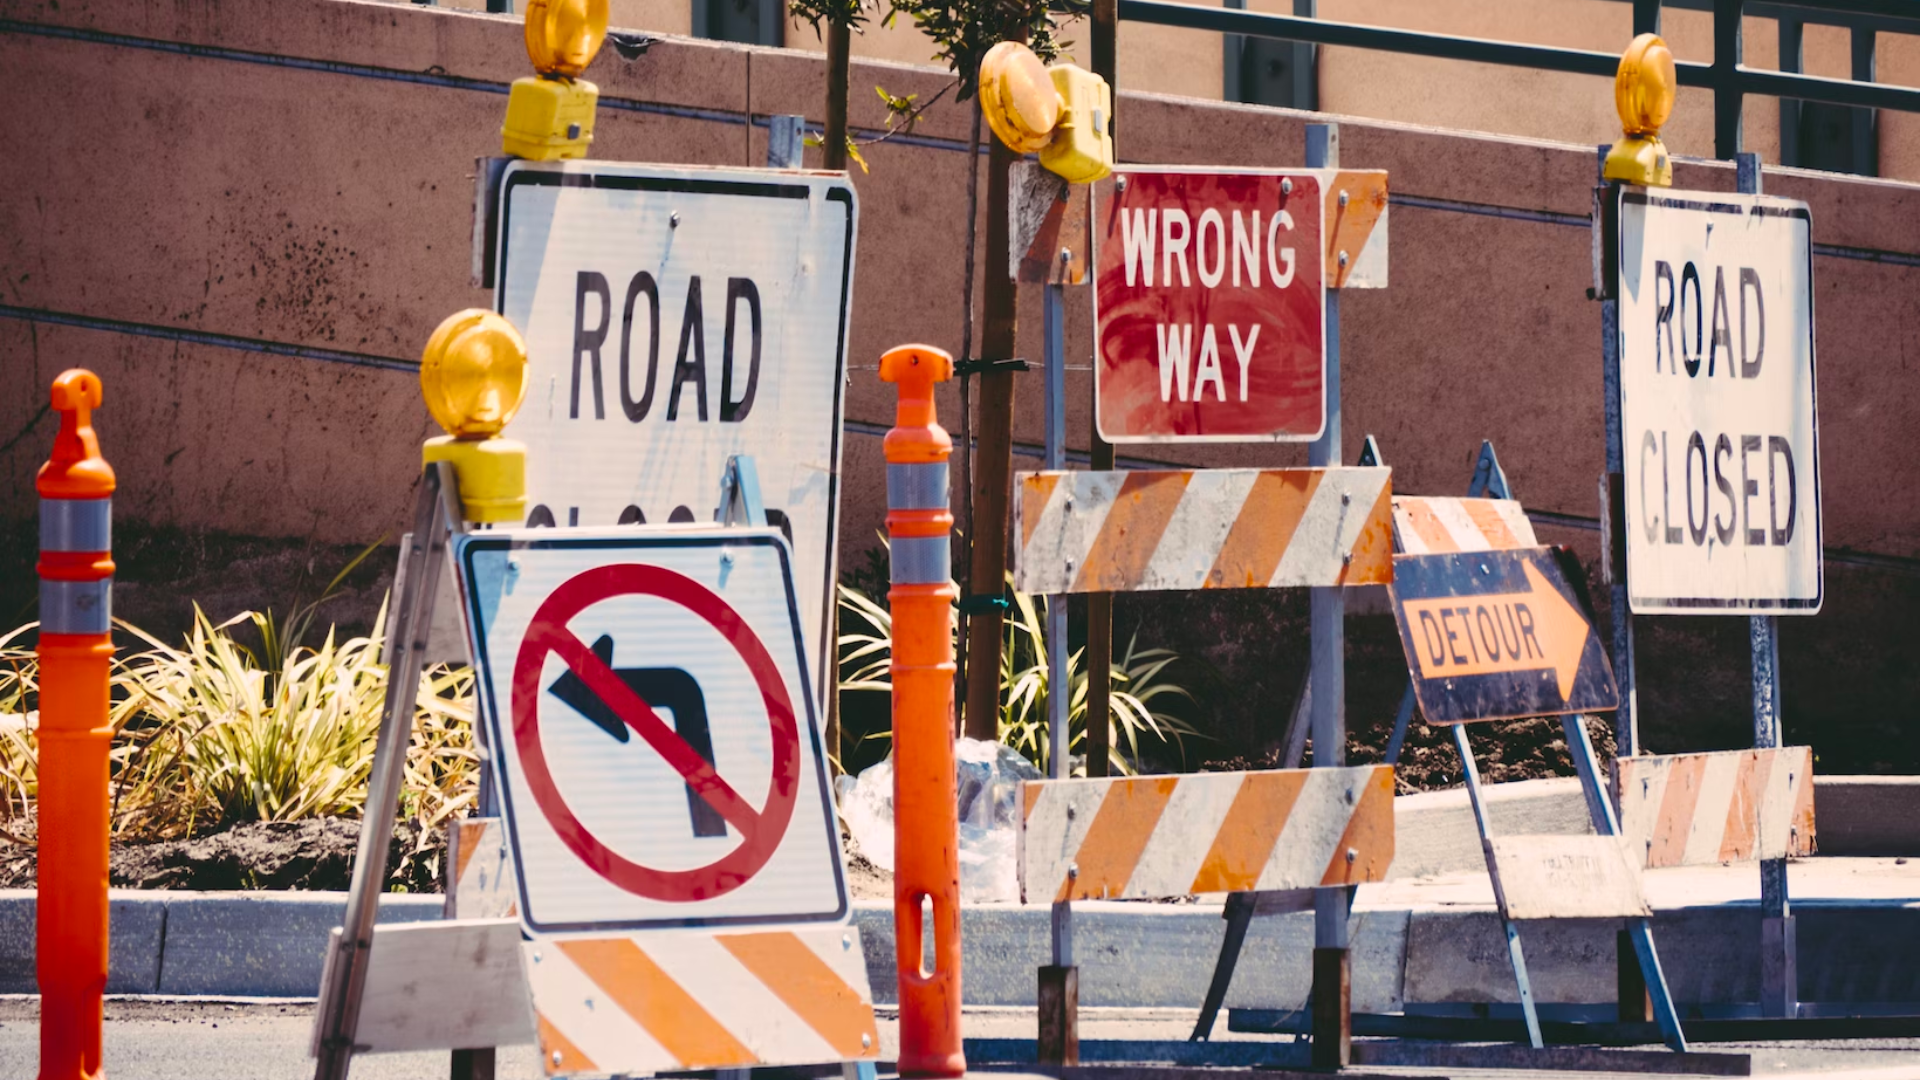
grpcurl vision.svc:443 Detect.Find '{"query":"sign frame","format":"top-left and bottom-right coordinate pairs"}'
top-left (456, 528), bottom-right (849, 936)
top-left (492, 160), bottom-right (859, 706)
top-left (1094, 166), bottom-right (1329, 445)
top-left (1612, 186), bottom-right (1823, 615)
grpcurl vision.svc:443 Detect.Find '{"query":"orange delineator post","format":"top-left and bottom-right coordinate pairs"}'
top-left (880, 344), bottom-right (965, 1079)
top-left (36, 370), bottom-right (116, 1080)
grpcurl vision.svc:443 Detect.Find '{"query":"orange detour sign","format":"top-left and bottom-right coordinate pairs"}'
top-left (1389, 547), bottom-right (1618, 724)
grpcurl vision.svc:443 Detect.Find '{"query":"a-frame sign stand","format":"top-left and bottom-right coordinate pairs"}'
top-left (1194, 438), bottom-right (1690, 1055)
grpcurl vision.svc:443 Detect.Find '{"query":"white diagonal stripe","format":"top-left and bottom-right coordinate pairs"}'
top-left (524, 942), bottom-right (673, 1075)
top-left (1757, 747), bottom-right (1806, 859)
top-left (798, 926), bottom-right (876, 1004)
top-left (1126, 775), bottom-right (1242, 898)
top-left (1391, 500), bottom-right (1429, 555)
top-left (644, 932), bottom-right (838, 1066)
top-left (1271, 467), bottom-right (1390, 587)
top-left (1257, 768), bottom-right (1356, 890)
top-left (1138, 470), bottom-right (1257, 591)
top-left (1492, 499), bottom-right (1539, 546)
top-left (1015, 471), bottom-right (1125, 595)
top-left (1616, 758), bottom-right (1669, 867)
top-left (1019, 781), bottom-right (1108, 901)
top-left (1428, 497), bottom-right (1484, 551)
top-left (1683, 753), bottom-right (1742, 865)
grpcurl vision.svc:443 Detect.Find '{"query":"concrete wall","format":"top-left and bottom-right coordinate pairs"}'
top-left (2, 0), bottom-right (1918, 768)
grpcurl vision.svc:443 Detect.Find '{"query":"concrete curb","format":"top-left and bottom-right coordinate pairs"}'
top-left (4, 887), bottom-right (1916, 1007)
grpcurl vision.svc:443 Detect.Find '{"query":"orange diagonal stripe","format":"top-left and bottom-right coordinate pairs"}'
top-left (455, 820), bottom-right (486, 886)
top-left (1060, 776), bottom-right (1179, 901)
top-left (557, 939), bottom-right (756, 1068)
top-left (1345, 480), bottom-right (1394, 585)
top-left (537, 1012), bottom-right (597, 1075)
top-left (1191, 771), bottom-right (1309, 893)
top-left (718, 932), bottom-right (878, 1059)
top-left (1020, 473), bottom-right (1062, 551)
top-left (1073, 472), bottom-right (1191, 591)
top-left (1400, 498), bottom-right (1459, 553)
top-left (1207, 470), bottom-right (1318, 588)
top-left (1721, 751), bottom-right (1763, 862)
top-left (1460, 499), bottom-right (1522, 551)
top-left (1326, 171), bottom-right (1387, 287)
top-left (1320, 766), bottom-right (1396, 885)
top-left (1648, 756), bottom-right (1706, 869)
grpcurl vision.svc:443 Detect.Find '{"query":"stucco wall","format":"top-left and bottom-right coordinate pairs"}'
top-left (2, 0), bottom-right (1918, 768)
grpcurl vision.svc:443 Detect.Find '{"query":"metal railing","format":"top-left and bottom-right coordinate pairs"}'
top-left (1121, 0), bottom-right (1920, 160)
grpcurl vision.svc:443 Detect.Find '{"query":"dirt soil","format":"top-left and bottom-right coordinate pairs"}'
top-left (0, 818), bottom-right (445, 893)
top-left (1198, 714), bottom-right (1618, 793)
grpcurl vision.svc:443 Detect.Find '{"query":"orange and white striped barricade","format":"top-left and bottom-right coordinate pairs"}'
top-left (1016, 765), bottom-right (1395, 1063)
top-left (1616, 746), bottom-right (1817, 1016)
top-left (447, 816), bottom-right (519, 921)
top-left (1009, 462), bottom-right (1392, 1066)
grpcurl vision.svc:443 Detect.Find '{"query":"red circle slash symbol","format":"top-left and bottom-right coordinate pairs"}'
top-left (511, 563), bottom-right (800, 901)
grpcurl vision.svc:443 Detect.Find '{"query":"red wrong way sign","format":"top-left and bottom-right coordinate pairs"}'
top-left (1097, 169), bottom-right (1326, 443)
top-left (456, 530), bottom-right (847, 934)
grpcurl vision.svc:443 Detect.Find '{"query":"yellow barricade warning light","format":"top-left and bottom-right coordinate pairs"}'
top-left (420, 309), bottom-right (531, 523)
top-left (980, 41), bottom-right (1114, 183)
top-left (1604, 33), bottom-right (1676, 187)
top-left (503, 0), bottom-right (608, 161)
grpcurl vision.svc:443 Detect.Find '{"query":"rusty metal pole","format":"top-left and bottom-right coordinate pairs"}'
top-left (962, 127), bottom-right (1020, 742)
top-left (1083, 0), bottom-right (1117, 778)
top-left (824, 20), bottom-right (851, 171)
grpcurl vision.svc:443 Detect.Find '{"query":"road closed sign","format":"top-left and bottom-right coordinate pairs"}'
top-left (1615, 189), bottom-right (1821, 613)
top-left (455, 529), bottom-right (846, 934)
top-left (1096, 169), bottom-right (1327, 443)
top-left (494, 161), bottom-right (857, 702)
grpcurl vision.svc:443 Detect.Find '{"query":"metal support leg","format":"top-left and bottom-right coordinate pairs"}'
top-left (1040, 899), bottom-right (1079, 1065)
top-left (314, 464), bottom-right (460, 1080)
top-left (1191, 892), bottom-right (1256, 1041)
top-left (1453, 724), bottom-right (1545, 1050)
top-left (1561, 713), bottom-right (1690, 1051)
top-left (1042, 260), bottom-right (1070, 780)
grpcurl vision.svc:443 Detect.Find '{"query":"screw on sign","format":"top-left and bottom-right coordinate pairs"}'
top-left (512, 562), bottom-right (800, 900)
top-left (1097, 170), bottom-right (1325, 442)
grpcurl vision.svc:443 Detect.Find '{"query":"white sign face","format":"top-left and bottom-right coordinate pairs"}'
top-left (495, 161), bottom-right (858, 703)
top-left (456, 529), bottom-right (848, 934)
top-left (1616, 189), bottom-right (1821, 613)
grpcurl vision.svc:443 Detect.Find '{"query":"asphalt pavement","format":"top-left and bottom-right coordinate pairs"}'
top-left (3, 999), bottom-right (1918, 1080)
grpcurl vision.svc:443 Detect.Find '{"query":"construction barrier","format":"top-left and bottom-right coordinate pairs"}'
top-left (1013, 467), bottom-right (1393, 594)
top-left (1616, 747), bottom-right (1817, 868)
top-left (1019, 766), bottom-right (1395, 902)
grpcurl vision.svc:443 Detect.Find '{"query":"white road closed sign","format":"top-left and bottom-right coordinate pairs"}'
top-left (494, 161), bottom-right (857, 700)
top-left (1615, 189), bottom-right (1821, 613)
top-left (455, 529), bottom-right (848, 934)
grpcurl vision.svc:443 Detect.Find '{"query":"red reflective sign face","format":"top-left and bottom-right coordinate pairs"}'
top-left (1096, 170), bottom-right (1326, 443)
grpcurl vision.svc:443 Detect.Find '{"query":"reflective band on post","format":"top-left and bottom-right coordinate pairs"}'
top-left (41, 577), bottom-right (112, 634)
top-left (40, 498), bottom-right (111, 553)
top-left (890, 536), bottom-right (951, 585)
top-left (887, 463), bottom-right (949, 511)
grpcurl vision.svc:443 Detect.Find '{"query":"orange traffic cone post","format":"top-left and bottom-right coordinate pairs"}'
top-left (880, 345), bottom-right (965, 1078)
top-left (36, 370), bottom-right (116, 1080)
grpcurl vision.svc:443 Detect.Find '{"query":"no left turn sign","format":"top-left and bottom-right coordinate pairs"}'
top-left (456, 530), bottom-right (847, 934)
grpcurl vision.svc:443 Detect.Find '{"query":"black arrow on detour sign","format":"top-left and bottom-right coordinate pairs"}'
top-left (545, 634), bottom-right (728, 838)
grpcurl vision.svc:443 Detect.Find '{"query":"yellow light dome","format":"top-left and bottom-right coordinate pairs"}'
top-left (1615, 33), bottom-right (1676, 136)
top-left (419, 309), bottom-right (529, 439)
top-left (979, 40), bottom-right (1061, 155)
top-left (524, 0), bottom-right (608, 79)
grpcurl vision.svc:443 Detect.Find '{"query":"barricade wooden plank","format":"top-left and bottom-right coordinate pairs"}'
top-left (525, 924), bottom-right (881, 1076)
top-left (1012, 467), bottom-right (1392, 595)
top-left (1391, 496), bottom-right (1536, 555)
top-left (1485, 836), bottom-right (1652, 920)
top-left (1614, 747), bottom-right (1816, 868)
top-left (313, 919), bottom-right (535, 1055)
top-left (1017, 766), bottom-right (1395, 902)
